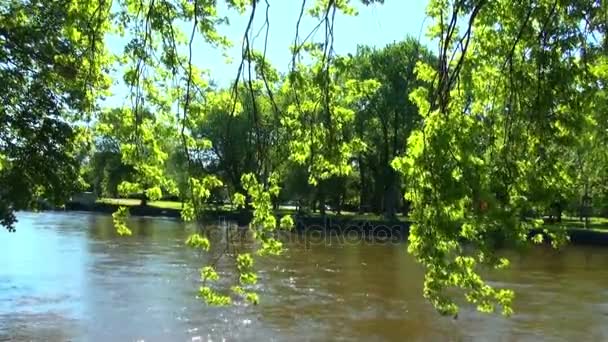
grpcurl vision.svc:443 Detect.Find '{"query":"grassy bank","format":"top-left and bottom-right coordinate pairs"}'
top-left (94, 198), bottom-right (412, 222)
top-left (544, 217), bottom-right (608, 233)
top-left (97, 198), bottom-right (184, 210)
top-left (92, 199), bottom-right (607, 229)
top-left (69, 198), bottom-right (608, 245)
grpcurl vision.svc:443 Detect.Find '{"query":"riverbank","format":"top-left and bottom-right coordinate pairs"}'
top-left (63, 199), bottom-right (412, 238)
top-left (61, 199), bottom-right (608, 246)
top-left (64, 200), bottom-right (254, 225)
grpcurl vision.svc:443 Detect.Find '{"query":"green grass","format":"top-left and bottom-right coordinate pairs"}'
top-left (97, 198), bottom-right (183, 210)
top-left (96, 198), bottom-right (411, 222)
top-left (97, 198), bottom-right (243, 212)
top-left (544, 216), bottom-right (608, 232)
top-left (274, 208), bottom-right (411, 222)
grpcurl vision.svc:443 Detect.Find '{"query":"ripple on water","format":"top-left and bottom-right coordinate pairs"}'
top-left (6, 212), bottom-right (608, 341)
top-left (0, 311), bottom-right (80, 341)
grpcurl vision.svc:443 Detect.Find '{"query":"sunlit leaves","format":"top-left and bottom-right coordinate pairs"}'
top-left (181, 202), bottom-right (196, 221)
top-left (185, 233), bottom-right (210, 251)
top-left (309, 0), bottom-right (359, 17)
top-left (391, 0), bottom-right (606, 317)
top-left (230, 253), bottom-right (260, 304)
top-left (259, 238), bottom-right (283, 256)
top-left (532, 233), bottom-right (544, 244)
top-left (236, 253), bottom-right (256, 284)
top-left (244, 292), bottom-right (259, 305)
top-left (239, 172), bottom-right (285, 259)
top-left (113, 206), bottom-right (132, 236)
top-left (0, 154), bottom-right (6, 172)
top-left (145, 186), bottom-right (163, 201)
top-left (198, 286), bottom-right (232, 305)
top-left (200, 266), bottom-right (219, 281)
top-left (190, 176), bottom-right (223, 201)
top-left (409, 87), bottom-right (431, 117)
top-left (225, 0), bottom-right (247, 13)
top-left (117, 181), bottom-right (143, 197)
top-left (229, 193), bottom-right (244, 209)
top-left (279, 215), bottom-right (295, 230)
top-left (281, 58), bottom-right (380, 186)
top-left (7, 0), bottom-right (605, 318)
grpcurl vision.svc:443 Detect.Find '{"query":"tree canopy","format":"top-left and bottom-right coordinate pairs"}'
top-left (1, 0), bottom-right (606, 316)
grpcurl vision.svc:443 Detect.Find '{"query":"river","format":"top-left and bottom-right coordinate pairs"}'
top-left (1, 212), bottom-right (607, 341)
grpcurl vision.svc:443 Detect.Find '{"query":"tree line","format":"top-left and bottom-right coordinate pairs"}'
top-left (86, 34), bottom-right (608, 223)
top-left (85, 38), bottom-right (439, 218)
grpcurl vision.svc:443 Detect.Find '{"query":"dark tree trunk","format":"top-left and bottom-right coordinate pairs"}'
top-left (383, 167), bottom-right (398, 220)
top-left (319, 189), bottom-right (326, 216)
top-left (402, 199), bottom-right (410, 216)
top-left (358, 155), bottom-right (367, 213)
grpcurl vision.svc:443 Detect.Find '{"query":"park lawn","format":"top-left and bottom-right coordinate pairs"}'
top-left (278, 209), bottom-right (411, 222)
top-left (544, 216), bottom-right (608, 233)
top-left (97, 198), bottom-right (240, 211)
top-left (315, 211), bottom-right (411, 222)
top-left (97, 198), bottom-right (412, 222)
top-left (97, 198), bottom-right (183, 210)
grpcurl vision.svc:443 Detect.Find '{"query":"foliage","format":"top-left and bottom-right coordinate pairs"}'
top-left (2, 0), bottom-right (606, 318)
top-left (185, 233), bottom-right (210, 251)
top-left (391, 0), bottom-right (607, 316)
top-left (350, 38), bottom-right (436, 216)
top-left (113, 206), bottom-right (132, 236)
top-left (281, 52), bottom-right (381, 185)
top-left (0, 0), bottom-right (110, 230)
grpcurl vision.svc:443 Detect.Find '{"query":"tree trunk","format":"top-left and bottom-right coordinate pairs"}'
top-left (317, 186), bottom-right (326, 216)
top-left (319, 196), bottom-right (326, 216)
top-left (402, 199), bottom-right (410, 216)
top-left (383, 167), bottom-right (398, 220)
top-left (358, 155), bottom-right (367, 213)
top-left (336, 189), bottom-right (343, 215)
top-left (582, 182), bottom-right (590, 228)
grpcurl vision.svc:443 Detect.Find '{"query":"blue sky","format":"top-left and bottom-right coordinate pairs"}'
top-left (103, 1), bottom-right (432, 107)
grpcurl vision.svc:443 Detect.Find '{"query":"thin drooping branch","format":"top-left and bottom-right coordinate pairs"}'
top-left (259, 0), bottom-right (280, 117)
top-left (445, 0), bottom-right (486, 98)
top-left (321, 0), bottom-right (336, 141)
top-left (182, 0), bottom-right (200, 224)
top-left (244, 3), bottom-right (266, 184)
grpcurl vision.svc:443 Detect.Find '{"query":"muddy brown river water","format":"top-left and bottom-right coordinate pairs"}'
top-left (1, 212), bottom-right (607, 341)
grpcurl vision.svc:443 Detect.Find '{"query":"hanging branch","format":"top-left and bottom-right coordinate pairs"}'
top-left (181, 0), bottom-right (200, 223)
top-left (259, 0), bottom-right (280, 117)
top-left (321, 0), bottom-right (337, 145)
top-left (127, 0), bottom-right (156, 162)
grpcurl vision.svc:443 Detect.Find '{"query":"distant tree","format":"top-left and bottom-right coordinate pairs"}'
top-left (351, 38), bottom-right (436, 218)
top-left (0, 0), bottom-right (109, 230)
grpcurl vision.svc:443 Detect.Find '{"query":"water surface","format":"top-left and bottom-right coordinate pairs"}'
top-left (1, 212), bottom-right (607, 341)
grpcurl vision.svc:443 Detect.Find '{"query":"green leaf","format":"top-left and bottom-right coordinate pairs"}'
top-left (200, 266), bottom-right (219, 281)
top-left (185, 233), bottom-right (210, 251)
top-left (112, 206), bottom-right (132, 236)
top-left (280, 215), bottom-right (295, 230)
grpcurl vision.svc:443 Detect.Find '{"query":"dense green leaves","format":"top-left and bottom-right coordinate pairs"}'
top-left (0, 0), bottom-right (111, 230)
top-left (185, 233), bottom-right (210, 250)
top-left (113, 206), bottom-right (132, 236)
top-left (350, 39), bottom-right (435, 217)
top-left (392, 0), bottom-right (607, 316)
top-left (2, 0), bottom-right (606, 317)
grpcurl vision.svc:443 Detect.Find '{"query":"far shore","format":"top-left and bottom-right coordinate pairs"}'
top-left (57, 198), bottom-right (608, 247)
